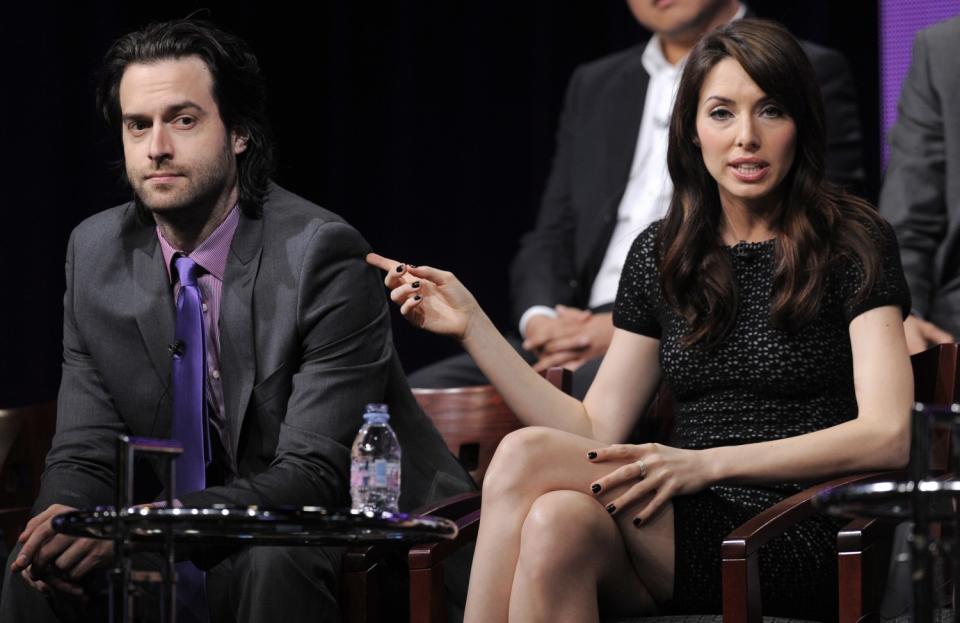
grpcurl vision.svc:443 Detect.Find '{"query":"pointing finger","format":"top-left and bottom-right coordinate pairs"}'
top-left (365, 252), bottom-right (402, 273)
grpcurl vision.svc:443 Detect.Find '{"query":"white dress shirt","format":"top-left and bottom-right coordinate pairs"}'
top-left (519, 3), bottom-right (746, 334)
top-left (587, 35), bottom-right (682, 310)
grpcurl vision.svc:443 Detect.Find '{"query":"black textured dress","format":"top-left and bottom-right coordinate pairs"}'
top-left (612, 220), bottom-right (911, 620)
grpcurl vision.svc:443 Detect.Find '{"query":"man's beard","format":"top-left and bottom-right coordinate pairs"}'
top-left (130, 146), bottom-right (234, 224)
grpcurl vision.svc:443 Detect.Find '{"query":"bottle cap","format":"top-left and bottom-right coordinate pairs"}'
top-left (363, 403), bottom-right (390, 423)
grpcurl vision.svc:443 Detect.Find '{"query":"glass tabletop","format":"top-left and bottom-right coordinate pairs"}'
top-left (52, 505), bottom-right (458, 546)
top-left (814, 479), bottom-right (960, 521)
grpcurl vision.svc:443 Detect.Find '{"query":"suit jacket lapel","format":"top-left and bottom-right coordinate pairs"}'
top-left (603, 48), bottom-right (650, 200)
top-left (130, 221), bottom-right (175, 391)
top-left (220, 213), bottom-right (264, 459)
top-left (581, 47), bottom-right (651, 293)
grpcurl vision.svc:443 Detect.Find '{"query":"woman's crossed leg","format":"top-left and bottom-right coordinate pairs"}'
top-left (464, 426), bottom-right (676, 623)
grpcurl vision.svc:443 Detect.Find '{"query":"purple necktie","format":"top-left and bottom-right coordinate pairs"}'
top-left (170, 255), bottom-right (210, 623)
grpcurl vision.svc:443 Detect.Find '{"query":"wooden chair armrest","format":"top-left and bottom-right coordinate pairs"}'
top-left (837, 517), bottom-right (880, 552)
top-left (542, 367), bottom-right (572, 395)
top-left (342, 491), bottom-right (481, 571)
top-left (413, 491), bottom-right (480, 520)
top-left (409, 508), bottom-right (480, 570)
top-left (342, 492), bottom-right (481, 623)
top-left (834, 472), bottom-right (904, 623)
top-left (722, 471), bottom-right (894, 559)
top-left (407, 501), bottom-right (482, 623)
top-left (834, 469), bottom-right (903, 554)
top-left (343, 545), bottom-right (386, 572)
top-left (721, 471), bottom-right (895, 623)
top-left (403, 491), bottom-right (481, 569)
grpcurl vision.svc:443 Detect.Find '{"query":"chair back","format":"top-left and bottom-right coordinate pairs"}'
top-left (0, 409), bottom-right (25, 475)
top-left (911, 343), bottom-right (960, 471)
top-left (0, 401), bottom-right (56, 550)
top-left (836, 343), bottom-right (960, 623)
top-left (412, 368), bottom-right (571, 486)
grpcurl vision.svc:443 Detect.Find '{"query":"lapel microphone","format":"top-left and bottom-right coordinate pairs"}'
top-left (168, 340), bottom-right (185, 357)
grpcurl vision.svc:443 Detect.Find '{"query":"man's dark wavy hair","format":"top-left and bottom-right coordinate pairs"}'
top-left (96, 18), bottom-right (274, 218)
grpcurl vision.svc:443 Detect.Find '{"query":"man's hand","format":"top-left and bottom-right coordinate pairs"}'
top-left (11, 504), bottom-right (113, 599)
top-left (524, 307), bottom-right (614, 371)
top-left (904, 315), bottom-right (954, 355)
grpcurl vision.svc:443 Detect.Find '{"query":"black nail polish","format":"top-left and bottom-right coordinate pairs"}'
top-left (412, 281), bottom-right (420, 288)
top-left (587, 451), bottom-right (597, 460)
top-left (591, 483), bottom-right (601, 494)
top-left (414, 295), bottom-right (422, 301)
top-left (633, 517), bottom-right (642, 527)
top-left (606, 503), bottom-right (616, 514)
top-left (395, 265), bottom-right (404, 273)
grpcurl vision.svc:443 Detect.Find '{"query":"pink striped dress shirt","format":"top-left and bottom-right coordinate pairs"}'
top-left (158, 205), bottom-right (241, 473)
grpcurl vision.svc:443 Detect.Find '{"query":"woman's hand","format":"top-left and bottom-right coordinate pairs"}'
top-left (586, 443), bottom-right (716, 525)
top-left (366, 253), bottom-right (483, 340)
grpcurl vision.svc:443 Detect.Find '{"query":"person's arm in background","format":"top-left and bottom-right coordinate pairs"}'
top-left (878, 27), bottom-right (955, 353)
top-left (509, 66), bottom-right (585, 331)
top-left (507, 67), bottom-right (615, 370)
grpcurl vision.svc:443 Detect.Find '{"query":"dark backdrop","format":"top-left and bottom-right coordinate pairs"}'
top-left (0, 1), bottom-right (880, 407)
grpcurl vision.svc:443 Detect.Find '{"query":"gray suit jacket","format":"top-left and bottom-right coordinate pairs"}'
top-left (879, 17), bottom-right (960, 336)
top-left (38, 184), bottom-right (472, 517)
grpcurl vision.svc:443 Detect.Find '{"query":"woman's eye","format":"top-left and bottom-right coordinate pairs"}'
top-left (709, 108), bottom-right (732, 120)
top-left (761, 105), bottom-right (784, 118)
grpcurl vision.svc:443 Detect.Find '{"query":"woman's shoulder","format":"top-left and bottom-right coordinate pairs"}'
top-left (619, 220), bottom-right (666, 288)
top-left (829, 208), bottom-right (911, 321)
top-left (628, 219), bottom-right (665, 258)
top-left (832, 206), bottom-right (900, 270)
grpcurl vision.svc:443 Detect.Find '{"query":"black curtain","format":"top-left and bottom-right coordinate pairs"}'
top-left (0, 1), bottom-right (879, 406)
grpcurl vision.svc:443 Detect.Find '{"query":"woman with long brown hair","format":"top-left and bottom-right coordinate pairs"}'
top-left (369, 18), bottom-right (912, 621)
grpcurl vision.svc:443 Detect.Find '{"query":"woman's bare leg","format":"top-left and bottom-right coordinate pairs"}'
top-left (507, 489), bottom-right (674, 622)
top-left (462, 427), bottom-right (676, 623)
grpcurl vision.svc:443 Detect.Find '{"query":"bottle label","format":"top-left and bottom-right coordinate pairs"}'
top-left (351, 459), bottom-right (400, 489)
top-left (373, 458), bottom-right (400, 489)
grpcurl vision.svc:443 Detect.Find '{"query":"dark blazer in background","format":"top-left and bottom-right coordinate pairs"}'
top-left (37, 183), bottom-right (472, 516)
top-left (879, 17), bottom-right (960, 336)
top-left (509, 39), bottom-right (866, 324)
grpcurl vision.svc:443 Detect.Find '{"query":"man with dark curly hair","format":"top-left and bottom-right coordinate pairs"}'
top-left (1, 18), bottom-right (470, 623)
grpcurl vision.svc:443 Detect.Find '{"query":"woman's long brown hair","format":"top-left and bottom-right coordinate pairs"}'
top-left (658, 18), bottom-right (884, 349)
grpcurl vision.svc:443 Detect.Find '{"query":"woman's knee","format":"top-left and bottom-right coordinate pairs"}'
top-left (483, 426), bottom-right (558, 499)
top-left (517, 490), bottom-right (610, 577)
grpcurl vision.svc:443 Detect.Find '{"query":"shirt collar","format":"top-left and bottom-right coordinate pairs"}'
top-left (158, 204), bottom-right (241, 283)
top-left (642, 2), bottom-right (748, 74)
top-left (641, 33), bottom-right (676, 77)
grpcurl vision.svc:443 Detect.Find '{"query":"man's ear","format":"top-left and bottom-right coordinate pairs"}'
top-left (233, 130), bottom-right (250, 155)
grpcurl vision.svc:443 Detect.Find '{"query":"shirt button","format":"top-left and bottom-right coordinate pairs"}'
top-left (202, 303), bottom-right (209, 313)
top-left (211, 369), bottom-right (221, 380)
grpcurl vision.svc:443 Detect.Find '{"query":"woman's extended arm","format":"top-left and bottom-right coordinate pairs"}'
top-left (366, 253), bottom-right (661, 441)
top-left (590, 304), bottom-right (913, 524)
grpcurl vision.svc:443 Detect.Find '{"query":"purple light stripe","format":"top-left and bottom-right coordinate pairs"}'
top-left (879, 0), bottom-right (960, 167)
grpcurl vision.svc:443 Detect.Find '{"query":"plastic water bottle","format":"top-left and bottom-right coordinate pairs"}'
top-left (350, 404), bottom-right (402, 513)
